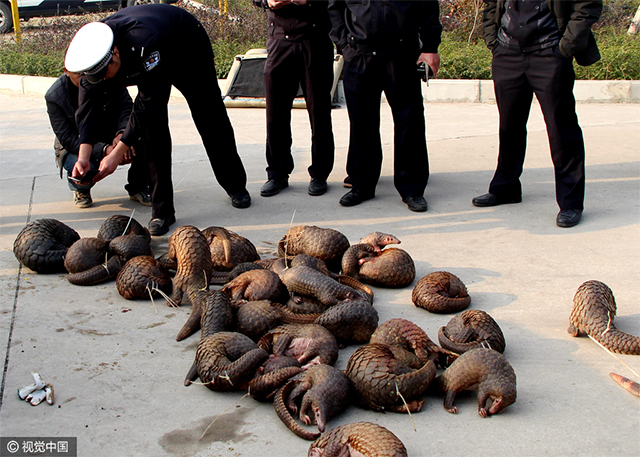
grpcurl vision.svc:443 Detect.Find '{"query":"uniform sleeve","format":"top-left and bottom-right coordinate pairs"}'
top-left (46, 95), bottom-right (80, 156)
top-left (328, 0), bottom-right (348, 53)
top-left (482, 0), bottom-right (499, 51)
top-left (418, 0), bottom-right (442, 54)
top-left (559, 0), bottom-right (603, 58)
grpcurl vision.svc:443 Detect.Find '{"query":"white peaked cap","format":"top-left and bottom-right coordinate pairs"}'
top-left (64, 22), bottom-right (114, 73)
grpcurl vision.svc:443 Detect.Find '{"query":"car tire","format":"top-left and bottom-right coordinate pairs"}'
top-left (0, 1), bottom-right (14, 34)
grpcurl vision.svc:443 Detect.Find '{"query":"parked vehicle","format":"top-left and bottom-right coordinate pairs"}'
top-left (0, 1), bottom-right (177, 34)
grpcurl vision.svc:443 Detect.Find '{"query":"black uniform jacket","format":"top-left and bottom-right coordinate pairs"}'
top-left (254, 0), bottom-right (331, 40)
top-left (77, 4), bottom-right (199, 147)
top-left (327, 0), bottom-right (442, 57)
top-left (45, 74), bottom-right (131, 177)
top-left (482, 0), bottom-right (603, 66)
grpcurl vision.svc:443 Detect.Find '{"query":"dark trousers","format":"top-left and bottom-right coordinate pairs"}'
top-left (139, 23), bottom-right (248, 219)
top-left (263, 36), bottom-right (335, 181)
top-left (490, 45), bottom-right (586, 210)
top-left (342, 50), bottom-right (429, 198)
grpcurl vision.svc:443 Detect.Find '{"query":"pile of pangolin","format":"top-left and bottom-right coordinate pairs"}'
top-left (13, 217), bottom-right (639, 455)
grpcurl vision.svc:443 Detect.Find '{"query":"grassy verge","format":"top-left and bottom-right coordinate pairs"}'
top-left (0, 1), bottom-right (638, 80)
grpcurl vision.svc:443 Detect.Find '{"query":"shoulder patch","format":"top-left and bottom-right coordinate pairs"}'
top-left (144, 51), bottom-right (160, 72)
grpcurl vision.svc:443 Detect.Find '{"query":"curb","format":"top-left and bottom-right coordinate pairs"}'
top-left (1, 74), bottom-right (638, 103)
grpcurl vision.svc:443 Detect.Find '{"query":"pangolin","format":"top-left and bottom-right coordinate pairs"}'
top-left (438, 309), bottom-right (506, 355)
top-left (168, 225), bottom-right (214, 341)
top-left (436, 347), bottom-right (517, 417)
top-left (185, 331), bottom-right (269, 391)
top-left (345, 343), bottom-right (437, 413)
top-left (280, 265), bottom-right (365, 307)
top-left (412, 271), bottom-right (471, 313)
top-left (312, 299), bottom-right (379, 345)
top-left (308, 422), bottom-right (408, 457)
top-left (568, 280), bottom-right (640, 354)
top-left (371, 318), bottom-right (447, 367)
top-left (248, 355), bottom-right (303, 401)
top-left (259, 324), bottom-right (339, 369)
top-left (13, 218), bottom-right (80, 273)
top-left (96, 214), bottom-right (149, 242)
top-left (221, 269), bottom-right (287, 305)
top-left (202, 225), bottom-right (260, 271)
top-left (343, 245), bottom-right (415, 288)
top-left (609, 372), bottom-right (640, 398)
top-left (278, 225), bottom-right (350, 272)
top-left (359, 231), bottom-right (401, 252)
top-left (116, 255), bottom-right (172, 300)
top-left (66, 233), bottom-right (153, 286)
top-left (274, 364), bottom-right (350, 440)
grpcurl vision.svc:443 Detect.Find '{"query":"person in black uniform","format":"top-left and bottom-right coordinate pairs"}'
top-left (64, 3), bottom-right (251, 236)
top-left (328, 0), bottom-right (442, 212)
top-left (473, 0), bottom-right (603, 228)
top-left (45, 68), bottom-right (150, 209)
top-left (254, 0), bottom-right (335, 198)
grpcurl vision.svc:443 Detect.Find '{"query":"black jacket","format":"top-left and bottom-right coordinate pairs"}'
top-left (483, 0), bottom-right (603, 66)
top-left (254, 0), bottom-right (331, 40)
top-left (45, 74), bottom-right (131, 177)
top-left (77, 4), bottom-right (200, 147)
top-left (328, 0), bottom-right (442, 56)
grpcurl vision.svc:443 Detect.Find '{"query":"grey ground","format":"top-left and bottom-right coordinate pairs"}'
top-left (0, 86), bottom-right (639, 457)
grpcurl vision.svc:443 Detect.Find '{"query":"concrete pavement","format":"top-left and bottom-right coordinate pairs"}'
top-left (0, 82), bottom-right (639, 457)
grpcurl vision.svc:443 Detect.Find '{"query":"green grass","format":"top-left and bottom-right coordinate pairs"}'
top-left (0, 0), bottom-right (638, 80)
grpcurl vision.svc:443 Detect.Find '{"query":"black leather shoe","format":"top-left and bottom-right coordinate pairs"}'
top-left (343, 176), bottom-right (352, 188)
top-left (339, 189), bottom-right (374, 207)
top-left (472, 193), bottom-right (522, 207)
top-left (556, 209), bottom-right (582, 228)
top-left (308, 178), bottom-right (328, 196)
top-left (260, 179), bottom-right (288, 197)
top-left (148, 215), bottom-right (176, 237)
top-left (230, 191), bottom-right (251, 208)
top-left (403, 195), bottom-right (428, 212)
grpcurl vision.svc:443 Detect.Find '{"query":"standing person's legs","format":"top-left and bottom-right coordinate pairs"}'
top-left (487, 46), bottom-right (533, 200)
top-left (342, 53), bottom-right (382, 197)
top-left (174, 24), bottom-right (249, 204)
top-left (303, 38), bottom-right (335, 184)
top-left (137, 93), bottom-right (174, 224)
top-left (383, 52), bottom-right (429, 200)
top-left (263, 39), bottom-right (298, 182)
top-left (528, 48), bottom-right (585, 211)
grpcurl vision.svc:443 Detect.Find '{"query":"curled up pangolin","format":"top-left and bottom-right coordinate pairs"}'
top-left (342, 241), bottom-right (415, 288)
top-left (308, 422), bottom-right (408, 457)
top-left (568, 280), bottom-right (640, 355)
top-left (345, 343), bottom-right (437, 413)
top-left (116, 255), bottom-right (172, 300)
top-left (438, 309), bottom-right (506, 356)
top-left (412, 271), bottom-right (471, 313)
top-left (13, 219), bottom-right (80, 273)
top-left (278, 225), bottom-right (350, 272)
top-left (436, 347), bottom-right (517, 417)
top-left (64, 215), bottom-right (152, 286)
top-left (371, 318), bottom-right (448, 367)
